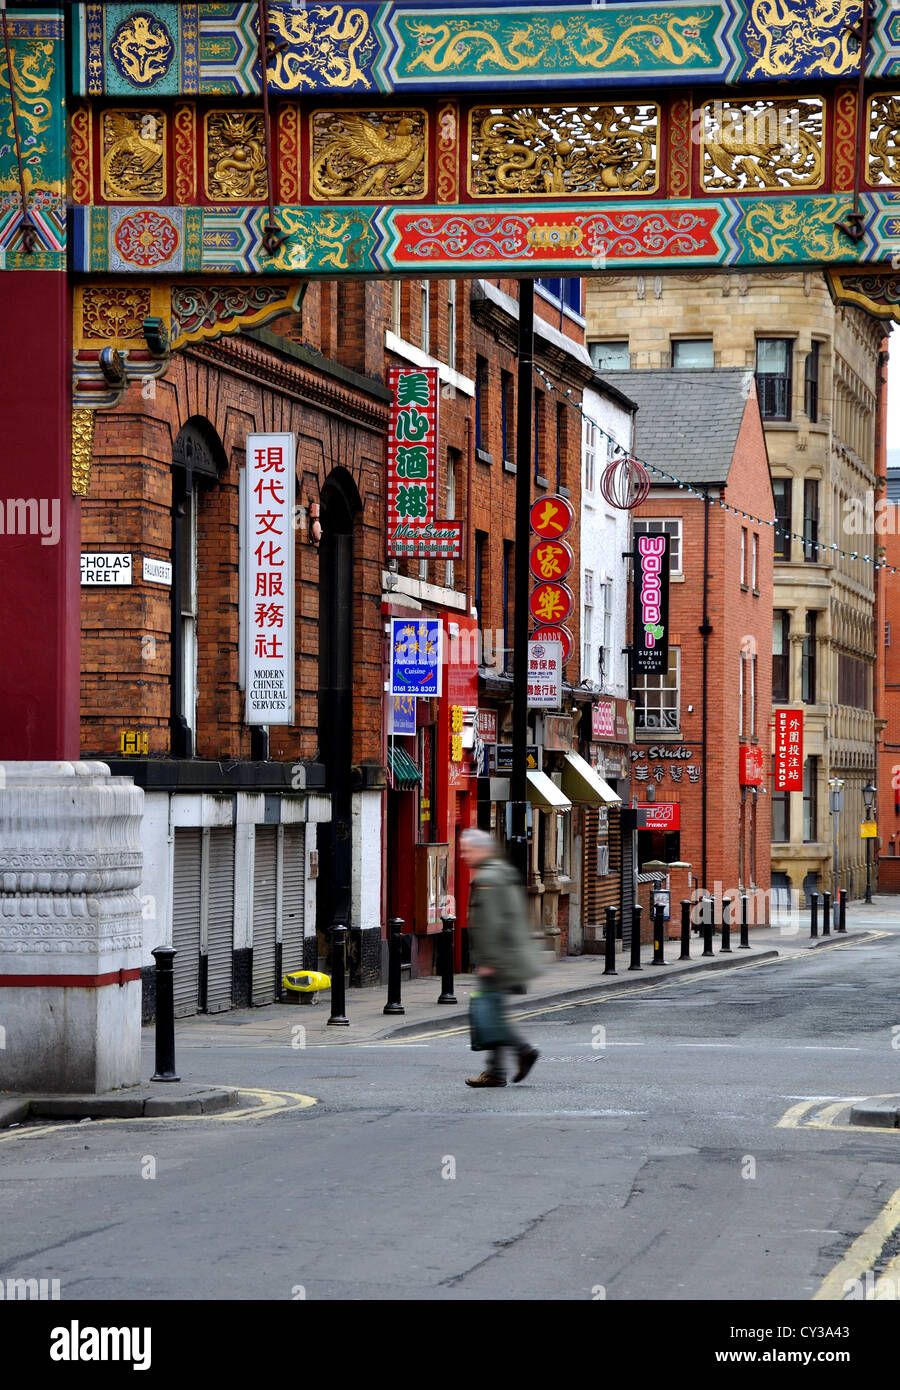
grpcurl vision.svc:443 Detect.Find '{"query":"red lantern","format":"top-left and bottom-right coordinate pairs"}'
top-left (600, 455), bottom-right (651, 510)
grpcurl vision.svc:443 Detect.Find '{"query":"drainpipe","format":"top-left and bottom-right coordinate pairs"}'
top-left (699, 490), bottom-right (713, 890)
top-left (465, 414), bottom-right (473, 612)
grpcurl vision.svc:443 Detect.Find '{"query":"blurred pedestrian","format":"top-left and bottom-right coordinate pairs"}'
top-left (460, 828), bottom-right (541, 1088)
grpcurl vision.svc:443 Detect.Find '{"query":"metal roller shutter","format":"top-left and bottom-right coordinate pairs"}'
top-left (172, 828), bottom-right (202, 1018)
top-left (252, 826), bottom-right (278, 1005)
top-left (282, 826), bottom-right (305, 978)
top-left (621, 826), bottom-right (635, 945)
top-left (206, 828), bottom-right (234, 1013)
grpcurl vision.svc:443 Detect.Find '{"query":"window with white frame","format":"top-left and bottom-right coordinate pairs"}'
top-left (583, 417), bottom-right (597, 495)
top-left (582, 569), bottom-right (594, 681)
top-left (589, 341), bottom-right (630, 371)
top-left (635, 648), bottom-right (680, 731)
top-left (447, 280), bottom-right (457, 368)
top-left (751, 532), bottom-right (759, 589)
top-left (632, 518), bottom-right (682, 574)
top-left (740, 526), bottom-right (747, 585)
top-left (600, 577), bottom-right (612, 681)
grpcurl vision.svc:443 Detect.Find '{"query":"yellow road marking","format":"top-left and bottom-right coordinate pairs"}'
top-left (813, 1183), bottom-right (900, 1300)
top-left (393, 932), bottom-right (887, 1043)
top-left (777, 1093), bottom-right (900, 1136)
top-left (0, 1087), bottom-right (318, 1145)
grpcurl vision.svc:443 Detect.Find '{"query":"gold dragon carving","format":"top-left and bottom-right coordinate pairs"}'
top-left (470, 104), bottom-right (658, 197)
top-left (100, 110), bottom-right (166, 201)
top-left (205, 111), bottom-right (268, 201)
top-left (310, 110), bottom-right (426, 200)
top-left (701, 98), bottom-right (824, 190)
top-left (406, 14), bottom-right (711, 74)
top-left (264, 6), bottom-right (374, 89)
top-left (741, 196), bottom-right (855, 261)
top-left (744, 0), bottom-right (863, 78)
top-left (868, 94), bottom-right (900, 186)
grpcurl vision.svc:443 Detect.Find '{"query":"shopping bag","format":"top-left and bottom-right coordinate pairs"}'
top-left (469, 990), bottom-right (511, 1051)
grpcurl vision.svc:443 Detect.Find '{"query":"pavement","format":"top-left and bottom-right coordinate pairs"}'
top-left (0, 897), bottom-right (890, 1122)
top-left (170, 898), bottom-right (888, 1052)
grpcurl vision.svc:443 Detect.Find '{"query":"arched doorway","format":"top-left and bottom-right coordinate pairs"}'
top-left (317, 468), bottom-right (361, 953)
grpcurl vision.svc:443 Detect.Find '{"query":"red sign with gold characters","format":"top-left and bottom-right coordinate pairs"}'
top-left (529, 538), bottom-right (573, 584)
top-left (529, 581), bottom-right (573, 626)
top-left (532, 623), bottom-right (572, 663)
top-left (386, 367), bottom-right (462, 560)
top-left (529, 495), bottom-right (575, 541)
top-left (740, 744), bottom-right (765, 786)
top-left (774, 709), bottom-right (803, 791)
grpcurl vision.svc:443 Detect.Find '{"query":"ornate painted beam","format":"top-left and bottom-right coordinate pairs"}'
top-left (70, 1), bottom-right (900, 97)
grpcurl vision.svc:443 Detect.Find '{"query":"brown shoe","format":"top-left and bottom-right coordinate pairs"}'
top-left (465, 1071), bottom-right (507, 1088)
top-left (513, 1047), bottom-right (539, 1084)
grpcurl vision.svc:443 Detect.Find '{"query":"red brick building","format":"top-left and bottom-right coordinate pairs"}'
top-left (612, 368), bottom-right (774, 916)
top-left (80, 275), bottom-right (596, 1013)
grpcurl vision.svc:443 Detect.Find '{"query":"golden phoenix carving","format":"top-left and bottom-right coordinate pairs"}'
top-left (310, 109), bottom-right (427, 200)
top-left (469, 104), bottom-right (658, 197)
top-left (100, 110), bottom-right (166, 201)
top-left (700, 97), bottom-right (824, 191)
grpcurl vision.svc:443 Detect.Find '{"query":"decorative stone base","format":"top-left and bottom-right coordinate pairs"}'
top-left (0, 762), bottom-right (143, 1093)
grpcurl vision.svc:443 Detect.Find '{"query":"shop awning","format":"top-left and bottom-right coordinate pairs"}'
top-left (561, 752), bottom-right (622, 806)
top-left (526, 768), bottom-right (572, 810)
top-left (388, 744), bottom-right (422, 790)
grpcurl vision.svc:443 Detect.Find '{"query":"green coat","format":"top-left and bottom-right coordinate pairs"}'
top-left (467, 855), bottom-right (543, 990)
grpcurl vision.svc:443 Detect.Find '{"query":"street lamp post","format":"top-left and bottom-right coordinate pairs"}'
top-left (828, 778), bottom-right (844, 910)
top-left (863, 780), bottom-right (877, 904)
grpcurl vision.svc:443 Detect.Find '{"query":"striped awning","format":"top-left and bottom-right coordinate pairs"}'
top-left (389, 744), bottom-right (422, 790)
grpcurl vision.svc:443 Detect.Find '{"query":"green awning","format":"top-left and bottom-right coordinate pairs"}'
top-left (389, 744), bottom-right (422, 790)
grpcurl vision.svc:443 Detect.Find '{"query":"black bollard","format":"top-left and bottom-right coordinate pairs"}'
top-left (604, 906), bottom-right (618, 976)
top-left (652, 903), bottom-right (666, 965)
top-left (679, 900), bottom-right (691, 960)
top-left (629, 903), bottom-right (643, 971)
top-left (702, 896), bottom-right (714, 957)
top-left (328, 923), bottom-right (350, 1025)
top-left (739, 894), bottom-right (751, 949)
top-left (838, 888), bottom-right (847, 934)
top-left (383, 917), bottom-right (405, 1015)
top-left (720, 897), bottom-right (732, 954)
top-left (150, 946), bottom-right (180, 1082)
top-left (437, 915), bottom-right (458, 1004)
top-left (822, 890), bottom-right (832, 937)
top-left (809, 891), bottom-right (819, 939)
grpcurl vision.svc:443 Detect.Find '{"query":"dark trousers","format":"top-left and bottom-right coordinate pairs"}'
top-left (486, 988), bottom-right (530, 1077)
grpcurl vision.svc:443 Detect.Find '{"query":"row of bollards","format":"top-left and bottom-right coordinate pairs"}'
top-left (603, 894), bottom-right (755, 975)
top-left (809, 888), bottom-right (848, 938)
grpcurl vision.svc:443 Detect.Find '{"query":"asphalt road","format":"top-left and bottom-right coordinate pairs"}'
top-left (2, 927), bottom-right (900, 1305)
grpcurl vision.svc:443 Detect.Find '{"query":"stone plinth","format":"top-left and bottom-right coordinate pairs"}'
top-left (0, 762), bottom-right (143, 1093)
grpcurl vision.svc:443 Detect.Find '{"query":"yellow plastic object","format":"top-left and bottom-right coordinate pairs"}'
top-left (282, 970), bottom-right (331, 993)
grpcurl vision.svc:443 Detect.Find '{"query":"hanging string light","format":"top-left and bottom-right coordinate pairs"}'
top-left (534, 364), bottom-right (900, 577)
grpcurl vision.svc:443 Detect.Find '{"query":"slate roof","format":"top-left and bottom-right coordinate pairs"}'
top-left (598, 368), bottom-right (756, 487)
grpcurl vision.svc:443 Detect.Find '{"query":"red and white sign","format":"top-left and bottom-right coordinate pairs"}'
top-left (386, 367), bottom-right (461, 560)
top-left (592, 700), bottom-right (616, 741)
top-left (774, 709), bottom-right (803, 791)
top-left (531, 623), bottom-right (572, 663)
top-left (243, 432), bottom-right (295, 725)
top-left (476, 708), bottom-right (497, 742)
top-left (637, 802), bottom-right (681, 830)
top-left (740, 744), bottom-right (765, 787)
top-left (529, 494), bottom-right (575, 540)
top-left (527, 639), bottom-right (563, 709)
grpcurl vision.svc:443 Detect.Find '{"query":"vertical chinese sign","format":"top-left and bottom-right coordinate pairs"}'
top-left (243, 433), bottom-right (295, 725)
top-left (633, 533), bottom-right (670, 676)
top-left (774, 709), bottom-right (803, 791)
top-left (528, 495), bottom-right (575, 665)
top-left (386, 367), bottom-right (462, 559)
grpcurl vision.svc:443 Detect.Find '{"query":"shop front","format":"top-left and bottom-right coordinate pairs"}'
top-left (574, 697), bottom-right (634, 953)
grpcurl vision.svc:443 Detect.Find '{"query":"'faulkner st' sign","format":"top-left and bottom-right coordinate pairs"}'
top-left (242, 433), bottom-right (295, 726)
top-left (633, 534), bottom-right (670, 676)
